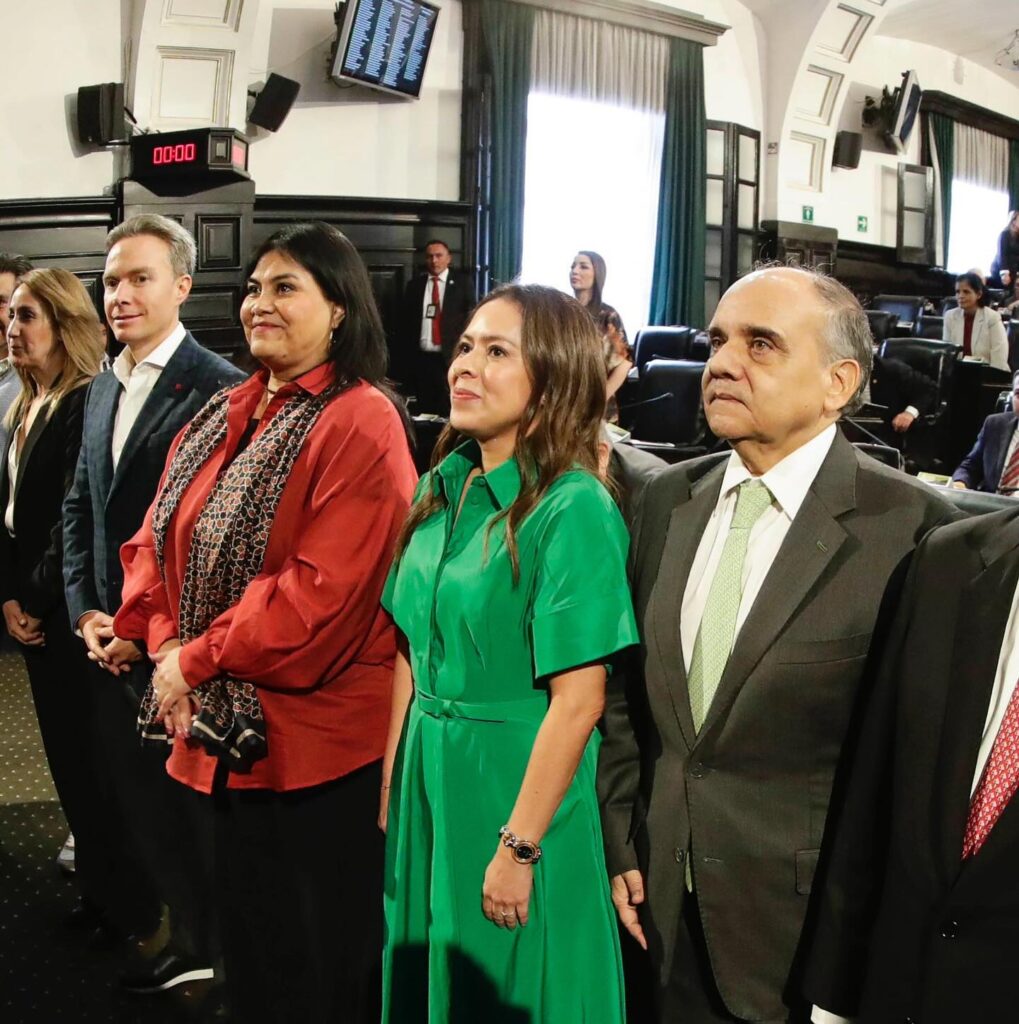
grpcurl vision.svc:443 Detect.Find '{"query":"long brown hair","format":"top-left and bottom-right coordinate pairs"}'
top-left (395, 283), bottom-right (608, 582)
top-left (5, 269), bottom-right (105, 429)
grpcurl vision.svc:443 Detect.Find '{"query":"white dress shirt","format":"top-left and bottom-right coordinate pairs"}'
top-left (4, 432), bottom-right (18, 536)
top-left (111, 323), bottom-right (186, 470)
top-left (419, 268), bottom-right (449, 353)
top-left (681, 424), bottom-right (837, 671)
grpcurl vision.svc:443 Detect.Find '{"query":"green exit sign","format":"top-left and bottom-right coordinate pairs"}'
top-left (802, 205), bottom-right (814, 223)
top-left (857, 215), bottom-right (868, 232)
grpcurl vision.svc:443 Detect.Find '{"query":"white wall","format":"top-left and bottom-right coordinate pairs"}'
top-left (245, 0), bottom-right (463, 200)
top-left (0, 0), bottom-right (121, 200)
top-left (777, 36), bottom-right (1019, 246)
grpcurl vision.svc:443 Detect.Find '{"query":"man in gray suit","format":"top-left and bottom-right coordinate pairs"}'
top-left (598, 266), bottom-right (957, 1023)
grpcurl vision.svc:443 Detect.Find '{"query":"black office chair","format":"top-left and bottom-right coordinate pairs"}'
top-left (913, 314), bottom-right (944, 340)
top-left (410, 416), bottom-right (445, 476)
top-left (853, 443), bottom-right (904, 472)
top-left (879, 337), bottom-right (957, 440)
top-left (864, 309), bottom-right (898, 345)
top-left (932, 483), bottom-right (1017, 518)
top-left (689, 330), bottom-right (711, 362)
top-left (872, 294), bottom-right (925, 330)
top-left (939, 296), bottom-right (958, 315)
top-left (632, 326), bottom-right (697, 375)
top-left (630, 358), bottom-right (709, 455)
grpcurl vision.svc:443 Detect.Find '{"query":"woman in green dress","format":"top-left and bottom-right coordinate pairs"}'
top-left (379, 283), bottom-right (639, 1022)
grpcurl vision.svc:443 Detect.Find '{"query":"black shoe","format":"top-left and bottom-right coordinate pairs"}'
top-left (119, 951), bottom-right (215, 994)
top-left (63, 900), bottom-right (102, 931)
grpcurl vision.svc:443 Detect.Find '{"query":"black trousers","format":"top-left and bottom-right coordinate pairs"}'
top-left (212, 760), bottom-right (384, 1024)
top-left (87, 658), bottom-right (217, 958)
top-left (21, 604), bottom-right (159, 934)
top-left (660, 893), bottom-right (810, 1024)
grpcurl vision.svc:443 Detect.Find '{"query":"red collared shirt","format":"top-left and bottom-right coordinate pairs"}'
top-left (114, 363), bottom-right (418, 792)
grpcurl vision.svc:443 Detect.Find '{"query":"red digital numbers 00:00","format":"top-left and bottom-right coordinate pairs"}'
top-left (152, 142), bottom-right (197, 166)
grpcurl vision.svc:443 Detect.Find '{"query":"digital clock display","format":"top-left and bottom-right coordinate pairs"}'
top-left (129, 128), bottom-right (250, 184)
top-left (152, 142), bottom-right (198, 165)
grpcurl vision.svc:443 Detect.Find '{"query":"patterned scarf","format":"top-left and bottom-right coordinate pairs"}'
top-left (137, 378), bottom-right (344, 771)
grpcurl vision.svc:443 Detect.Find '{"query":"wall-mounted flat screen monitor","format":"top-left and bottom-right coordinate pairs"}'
top-left (330, 0), bottom-right (440, 100)
top-left (888, 70), bottom-right (921, 153)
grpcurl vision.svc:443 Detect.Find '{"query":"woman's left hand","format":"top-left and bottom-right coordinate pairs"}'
top-left (151, 647), bottom-right (192, 724)
top-left (482, 844), bottom-right (533, 930)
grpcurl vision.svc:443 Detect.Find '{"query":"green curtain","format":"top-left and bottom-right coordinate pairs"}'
top-left (477, 0), bottom-right (534, 285)
top-left (1009, 138), bottom-right (1019, 214)
top-left (648, 37), bottom-right (706, 328)
top-left (929, 113), bottom-right (954, 268)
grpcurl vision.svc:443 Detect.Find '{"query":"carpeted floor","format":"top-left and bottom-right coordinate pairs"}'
top-left (0, 649), bottom-right (216, 1022)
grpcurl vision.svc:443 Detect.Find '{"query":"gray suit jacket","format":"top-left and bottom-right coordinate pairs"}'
top-left (598, 429), bottom-right (958, 1021)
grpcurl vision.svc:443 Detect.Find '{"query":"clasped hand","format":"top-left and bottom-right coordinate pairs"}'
top-left (481, 844), bottom-right (533, 931)
top-left (151, 645), bottom-right (196, 739)
top-left (2, 600), bottom-right (45, 646)
top-left (80, 611), bottom-right (142, 675)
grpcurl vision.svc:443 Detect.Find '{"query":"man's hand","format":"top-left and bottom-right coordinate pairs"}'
top-left (950, 480), bottom-right (968, 490)
top-left (891, 411), bottom-right (916, 433)
top-left (611, 870), bottom-right (648, 950)
top-left (78, 610), bottom-right (143, 675)
top-left (3, 599), bottom-right (45, 646)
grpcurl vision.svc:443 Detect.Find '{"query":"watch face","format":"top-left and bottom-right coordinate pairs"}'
top-left (514, 843), bottom-right (536, 863)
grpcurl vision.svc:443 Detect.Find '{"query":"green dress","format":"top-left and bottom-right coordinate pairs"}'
top-left (381, 442), bottom-right (639, 1023)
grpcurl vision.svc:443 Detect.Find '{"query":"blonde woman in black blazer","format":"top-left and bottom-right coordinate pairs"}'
top-left (0, 268), bottom-right (112, 931)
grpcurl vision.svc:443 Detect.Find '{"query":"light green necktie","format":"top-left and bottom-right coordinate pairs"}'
top-left (688, 479), bottom-right (774, 732)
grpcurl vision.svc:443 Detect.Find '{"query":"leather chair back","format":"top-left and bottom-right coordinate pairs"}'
top-left (865, 309), bottom-right (898, 344)
top-left (939, 296), bottom-right (958, 315)
top-left (633, 326), bottom-right (697, 374)
top-left (914, 314), bottom-right (944, 339)
top-left (632, 358), bottom-right (707, 447)
top-left (872, 294), bottom-right (925, 326)
top-left (852, 443), bottom-right (904, 471)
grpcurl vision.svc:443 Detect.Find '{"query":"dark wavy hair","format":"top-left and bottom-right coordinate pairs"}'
top-left (395, 283), bottom-right (608, 582)
top-left (574, 250), bottom-right (607, 312)
top-left (956, 270), bottom-right (988, 307)
top-left (245, 221), bottom-right (388, 383)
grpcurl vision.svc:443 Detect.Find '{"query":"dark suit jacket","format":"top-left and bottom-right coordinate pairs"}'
top-left (609, 440), bottom-right (666, 527)
top-left (0, 384), bottom-right (87, 620)
top-left (62, 333), bottom-right (245, 629)
top-left (397, 271), bottom-right (476, 373)
top-left (597, 429), bottom-right (958, 1022)
top-left (951, 411), bottom-right (1017, 492)
top-left (870, 355), bottom-right (937, 421)
top-left (805, 508), bottom-right (1019, 1023)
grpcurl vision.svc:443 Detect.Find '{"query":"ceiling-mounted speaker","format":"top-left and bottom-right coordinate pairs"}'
top-left (248, 74), bottom-right (301, 132)
top-left (832, 130), bottom-right (863, 170)
top-left (77, 83), bottom-right (125, 146)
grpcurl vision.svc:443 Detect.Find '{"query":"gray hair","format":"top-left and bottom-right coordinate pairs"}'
top-left (106, 214), bottom-right (197, 278)
top-left (748, 262), bottom-right (872, 416)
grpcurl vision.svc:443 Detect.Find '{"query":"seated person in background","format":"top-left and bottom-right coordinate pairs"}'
top-left (990, 209), bottom-right (1019, 290)
top-left (868, 350), bottom-right (938, 437)
top-left (603, 310), bottom-right (633, 423)
top-left (943, 271), bottom-right (1009, 371)
top-left (951, 371), bottom-right (1019, 494)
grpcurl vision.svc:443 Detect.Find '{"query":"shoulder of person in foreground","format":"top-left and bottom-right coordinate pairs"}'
top-left (313, 380), bottom-right (416, 465)
top-left (852, 447), bottom-right (962, 526)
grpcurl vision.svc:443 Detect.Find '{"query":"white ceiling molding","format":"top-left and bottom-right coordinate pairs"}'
top-left (786, 131), bottom-right (826, 191)
top-left (815, 4), bottom-right (873, 63)
top-left (794, 65), bottom-right (845, 125)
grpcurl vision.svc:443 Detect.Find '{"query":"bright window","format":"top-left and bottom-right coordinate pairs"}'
top-left (519, 91), bottom-right (666, 336)
top-left (947, 179), bottom-right (1009, 276)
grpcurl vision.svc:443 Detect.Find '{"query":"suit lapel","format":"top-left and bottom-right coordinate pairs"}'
top-left (696, 432), bottom-right (855, 743)
top-left (935, 526), bottom-right (1019, 881)
top-left (108, 336), bottom-right (197, 503)
top-left (11, 401), bottom-right (52, 509)
top-left (92, 373), bottom-right (120, 504)
top-left (649, 466), bottom-right (724, 750)
top-left (993, 417), bottom-right (1017, 488)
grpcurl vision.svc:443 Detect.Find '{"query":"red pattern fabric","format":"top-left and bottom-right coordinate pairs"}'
top-left (431, 275), bottom-right (442, 349)
top-left (113, 364), bottom-right (418, 793)
top-left (999, 443), bottom-right (1019, 494)
top-left (962, 312), bottom-right (975, 357)
top-left (962, 681), bottom-right (1019, 858)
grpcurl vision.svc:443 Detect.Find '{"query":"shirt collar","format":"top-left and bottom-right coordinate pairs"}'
top-left (112, 322), bottom-right (187, 385)
top-left (231, 360), bottom-right (337, 407)
top-left (432, 268), bottom-right (450, 284)
top-left (718, 423), bottom-right (837, 521)
top-left (0, 357), bottom-right (11, 377)
top-left (435, 440), bottom-right (522, 510)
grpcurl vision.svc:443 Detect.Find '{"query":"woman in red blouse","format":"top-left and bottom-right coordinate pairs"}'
top-left (113, 222), bottom-right (417, 1023)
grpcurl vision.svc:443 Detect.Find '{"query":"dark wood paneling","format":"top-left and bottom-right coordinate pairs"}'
top-left (837, 239), bottom-right (955, 307)
top-left (921, 91), bottom-right (1019, 143)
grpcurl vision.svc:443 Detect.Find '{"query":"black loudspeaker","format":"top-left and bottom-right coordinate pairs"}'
top-left (76, 83), bottom-right (125, 146)
top-left (832, 130), bottom-right (862, 170)
top-left (248, 74), bottom-right (301, 132)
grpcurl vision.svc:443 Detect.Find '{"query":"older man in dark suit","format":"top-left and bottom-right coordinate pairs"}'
top-left (63, 215), bottom-right (245, 993)
top-left (395, 239), bottom-right (475, 415)
top-left (950, 371), bottom-right (1019, 493)
top-left (806, 505), bottom-right (1019, 1023)
top-left (598, 266), bottom-right (957, 1023)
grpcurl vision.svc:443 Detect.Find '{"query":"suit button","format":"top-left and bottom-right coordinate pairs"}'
top-left (689, 764), bottom-right (705, 779)
top-left (940, 919), bottom-right (959, 939)
top-left (674, 848), bottom-right (685, 863)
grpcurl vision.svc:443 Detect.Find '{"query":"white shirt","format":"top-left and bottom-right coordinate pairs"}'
top-left (111, 323), bottom-right (186, 470)
top-left (419, 268), bottom-right (449, 353)
top-left (681, 425), bottom-right (837, 670)
top-left (4, 433), bottom-right (18, 536)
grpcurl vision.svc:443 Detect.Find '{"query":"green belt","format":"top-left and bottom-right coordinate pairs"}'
top-left (415, 692), bottom-right (548, 724)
